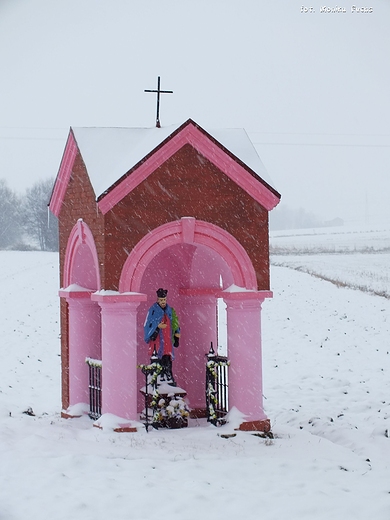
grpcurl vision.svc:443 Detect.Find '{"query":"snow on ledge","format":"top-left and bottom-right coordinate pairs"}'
top-left (223, 284), bottom-right (256, 293)
top-left (62, 402), bottom-right (89, 417)
top-left (91, 290), bottom-right (147, 304)
top-left (140, 383), bottom-right (187, 395)
top-left (222, 285), bottom-right (273, 300)
top-left (93, 413), bottom-right (144, 432)
top-left (93, 289), bottom-right (144, 296)
top-left (60, 284), bottom-right (93, 292)
top-left (223, 406), bottom-right (249, 429)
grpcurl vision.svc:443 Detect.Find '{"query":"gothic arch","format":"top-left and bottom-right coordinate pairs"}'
top-left (63, 219), bottom-right (101, 290)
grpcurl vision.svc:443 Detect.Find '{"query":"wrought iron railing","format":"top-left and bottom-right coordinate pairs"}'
top-left (139, 349), bottom-right (161, 431)
top-left (205, 343), bottom-right (230, 426)
top-left (85, 357), bottom-right (102, 420)
top-left (138, 347), bottom-right (189, 431)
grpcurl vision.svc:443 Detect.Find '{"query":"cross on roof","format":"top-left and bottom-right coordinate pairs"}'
top-left (144, 76), bottom-right (173, 128)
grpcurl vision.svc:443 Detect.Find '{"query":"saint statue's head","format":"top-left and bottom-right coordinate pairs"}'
top-left (156, 288), bottom-right (168, 308)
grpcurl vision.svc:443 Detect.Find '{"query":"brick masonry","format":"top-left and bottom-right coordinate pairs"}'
top-left (104, 144), bottom-right (270, 291)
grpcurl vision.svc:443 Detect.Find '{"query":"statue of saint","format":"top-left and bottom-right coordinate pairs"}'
top-left (144, 288), bottom-right (180, 385)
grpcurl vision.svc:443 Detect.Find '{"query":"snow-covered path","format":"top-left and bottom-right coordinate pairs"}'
top-left (0, 252), bottom-right (389, 520)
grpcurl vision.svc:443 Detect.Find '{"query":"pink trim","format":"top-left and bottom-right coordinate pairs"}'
top-left (181, 216), bottom-right (196, 244)
top-left (179, 288), bottom-right (222, 297)
top-left (119, 220), bottom-right (181, 292)
top-left (49, 131), bottom-right (78, 217)
top-left (63, 220), bottom-right (101, 289)
top-left (223, 290), bottom-right (273, 301)
top-left (119, 218), bottom-right (257, 293)
top-left (59, 289), bottom-right (93, 299)
top-left (98, 122), bottom-right (280, 214)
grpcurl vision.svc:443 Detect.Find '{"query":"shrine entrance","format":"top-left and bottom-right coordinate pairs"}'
top-left (119, 217), bottom-right (270, 428)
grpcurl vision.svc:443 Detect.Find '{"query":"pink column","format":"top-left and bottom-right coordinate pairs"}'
top-left (224, 291), bottom-right (272, 431)
top-left (59, 289), bottom-right (100, 407)
top-left (92, 293), bottom-right (146, 421)
top-left (179, 289), bottom-right (218, 413)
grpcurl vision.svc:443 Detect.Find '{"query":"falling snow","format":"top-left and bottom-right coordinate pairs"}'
top-left (0, 237), bottom-right (389, 519)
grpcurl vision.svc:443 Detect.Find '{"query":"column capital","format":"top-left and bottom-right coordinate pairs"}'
top-left (179, 287), bottom-right (221, 297)
top-left (223, 289), bottom-right (272, 309)
top-left (59, 284), bottom-right (94, 301)
top-left (91, 291), bottom-right (147, 315)
top-left (91, 291), bottom-right (147, 305)
top-left (223, 288), bottom-right (272, 300)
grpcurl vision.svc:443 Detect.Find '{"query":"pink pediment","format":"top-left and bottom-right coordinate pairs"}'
top-left (98, 120), bottom-right (280, 215)
top-left (49, 120), bottom-right (281, 218)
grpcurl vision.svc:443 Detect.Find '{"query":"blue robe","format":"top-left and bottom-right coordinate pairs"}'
top-left (144, 303), bottom-right (180, 359)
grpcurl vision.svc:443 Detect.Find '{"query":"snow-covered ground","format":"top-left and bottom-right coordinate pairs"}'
top-left (272, 252), bottom-right (390, 298)
top-left (1, 246), bottom-right (390, 520)
top-left (270, 224), bottom-right (390, 253)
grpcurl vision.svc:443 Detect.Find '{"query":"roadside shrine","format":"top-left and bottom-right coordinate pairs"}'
top-left (49, 119), bottom-right (281, 432)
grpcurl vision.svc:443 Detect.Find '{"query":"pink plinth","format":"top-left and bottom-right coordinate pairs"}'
top-left (92, 292), bottom-right (147, 421)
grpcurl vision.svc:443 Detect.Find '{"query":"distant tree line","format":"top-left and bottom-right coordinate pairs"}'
top-left (0, 178), bottom-right (58, 251)
top-left (270, 204), bottom-right (323, 231)
top-left (0, 178), bottom-right (339, 249)
top-left (270, 204), bottom-right (344, 231)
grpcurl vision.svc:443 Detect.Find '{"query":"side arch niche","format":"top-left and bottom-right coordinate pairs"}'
top-left (63, 219), bottom-right (101, 290)
top-left (119, 218), bottom-right (267, 421)
top-left (60, 219), bottom-right (101, 411)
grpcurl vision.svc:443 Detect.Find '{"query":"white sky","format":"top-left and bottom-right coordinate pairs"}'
top-left (0, 0), bottom-right (389, 226)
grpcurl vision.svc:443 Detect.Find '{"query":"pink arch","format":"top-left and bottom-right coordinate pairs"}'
top-left (119, 218), bottom-right (257, 293)
top-left (63, 219), bottom-right (101, 290)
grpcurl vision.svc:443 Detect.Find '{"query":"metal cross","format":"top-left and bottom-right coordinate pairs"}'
top-left (144, 76), bottom-right (173, 128)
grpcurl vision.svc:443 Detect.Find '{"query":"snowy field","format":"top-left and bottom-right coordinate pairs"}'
top-left (1, 247), bottom-right (390, 520)
top-left (270, 224), bottom-right (390, 297)
top-left (270, 224), bottom-right (390, 253)
top-left (271, 252), bottom-right (390, 299)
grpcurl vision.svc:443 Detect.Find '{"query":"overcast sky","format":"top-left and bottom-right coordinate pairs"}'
top-left (0, 0), bottom-right (389, 226)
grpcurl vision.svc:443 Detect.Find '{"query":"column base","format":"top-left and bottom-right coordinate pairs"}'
top-left (237, 418), bottom-right (271, 432)
top-left (189, 408), bottom-right (207, 419)
top-left (93, 423), bottom-right (138, 433)
top-left (93, 413), bottom-right (142, 432)
top-left (61, 403), bottom-right (89, 419)
top-left (61, 411), bottom-right (82, 419)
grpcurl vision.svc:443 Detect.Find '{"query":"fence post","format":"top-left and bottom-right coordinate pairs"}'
top-left (86, 357), bottom-right (102, 420)
top-left (205, 342), bottom-right (229, 426)
top-left (140, 347), bottom-right (161, 432)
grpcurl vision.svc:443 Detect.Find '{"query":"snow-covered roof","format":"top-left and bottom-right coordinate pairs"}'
top-left (71, 121), bottom-right (276, 198)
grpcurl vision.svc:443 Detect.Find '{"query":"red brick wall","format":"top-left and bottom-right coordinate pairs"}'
top-left (57, 152), bottom-right (104, 410)
top-left (104, 144), bottom-right (270, 291)
top-left (58, 152), bottom-right (104, 286)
